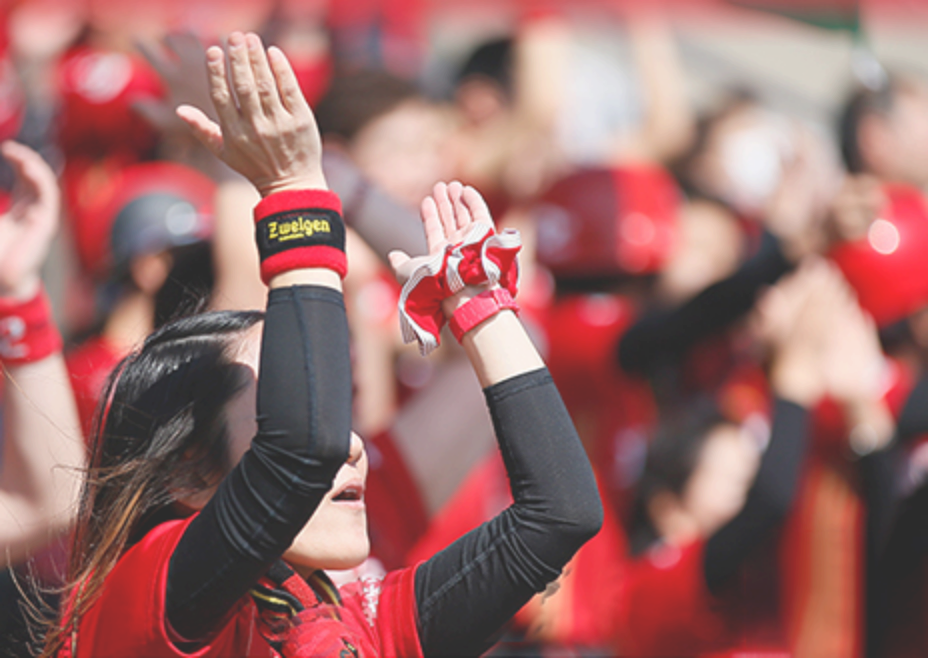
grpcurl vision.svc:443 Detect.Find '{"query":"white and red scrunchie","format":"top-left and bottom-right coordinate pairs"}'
top-left (253, 189), bottom-right (347, 284)
top-left (0, 287), bottom-right (62, 365)
top-left (398, 222), bottom-right (521, 355)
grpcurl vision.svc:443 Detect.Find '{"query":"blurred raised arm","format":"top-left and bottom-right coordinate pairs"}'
top-left (0, 141), bottom-right (83, 565)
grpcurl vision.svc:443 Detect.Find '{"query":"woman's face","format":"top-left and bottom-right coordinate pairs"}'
top-left (223, 327), bottom-right (371, 573)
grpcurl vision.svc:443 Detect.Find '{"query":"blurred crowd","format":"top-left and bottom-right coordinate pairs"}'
top-left (2, 0), bottom-right (928, 656)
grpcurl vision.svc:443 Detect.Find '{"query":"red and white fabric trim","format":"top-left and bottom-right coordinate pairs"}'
top-left (397, 224), bottom-right (521, 356)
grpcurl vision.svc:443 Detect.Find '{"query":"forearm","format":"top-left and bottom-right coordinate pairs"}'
top-left (167, 282), bottom-right (351, 639)
top-left (619, 231), bottom-right (792, 374)
top-left (0, 354), bottom-right (84, 564)
top-left (414, 368), bottom-right (602, 655)
top-left (451, 292), bottom-right (544, 389)
top-left (704, 398), bottom-right (808, 594)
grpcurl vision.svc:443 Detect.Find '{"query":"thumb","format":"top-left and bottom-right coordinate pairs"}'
top-left (388, 250), bottom-right (412, 282)
top-left (176, 105), bottom-right (223, 156)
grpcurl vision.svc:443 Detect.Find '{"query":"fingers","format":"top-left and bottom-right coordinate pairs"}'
top-left (205, 45), bottom-right (238, 129)
top-left (176, 105), bottom-right (224, 155)
top-left (245, 32), bottom-right (283, 117)
top-left (420, 196), bottom-right (447, 254)
top-left (268, 46), bottom-right (308, 116)
top-left (462, 185), bottom-right (494, 225)
top-left (447, 181), bottom-right (472, 231)
top-left (135, 38), bottom-right (168, 78)
top-left (432, 182), bottom-right (457, 239)
top-left (226, 32), bottom-right (261, 118)
top-left (388, 250), bottom-right (412, 283)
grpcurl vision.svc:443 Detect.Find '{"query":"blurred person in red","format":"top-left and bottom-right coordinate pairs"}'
top-left (0, 141), bottom-right (85, 657)
top-left (614, 261), bottom-right (885, 657)
top-left (832, 74), bottom-right (928, 656)
top-left (65, 161), bottom-right (215, 439)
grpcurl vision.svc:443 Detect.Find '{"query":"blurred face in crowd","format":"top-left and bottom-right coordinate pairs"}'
top-left (349, 98), bottom-right (454, 208)
top-left (861, 80), bottom-right (928, 187)
top-left (688, 102), bottom-right (793, 218)
top-left (657, 199), bottom-right (744, 304)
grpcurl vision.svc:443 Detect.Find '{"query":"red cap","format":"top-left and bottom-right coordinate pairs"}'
top-left (56, 45), bottom-right (164, 159)
top-left (68, 160), bottom-right (215, 279)
top-left (830, 184), bottom-right (928, 327)
top-left (534, 165), bottom-right (679, 280)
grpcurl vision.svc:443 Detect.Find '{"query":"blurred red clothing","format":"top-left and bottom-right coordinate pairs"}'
top-left (66, 335), bottom-right (125, 440)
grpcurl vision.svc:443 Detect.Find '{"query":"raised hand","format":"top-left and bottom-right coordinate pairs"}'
top-left (753, 259), bottom-right (845, 406)
top-left (0, 141), bottom-right (59, 300)
top-left (176, 32), bottom-right (325, 196)
top-left (135, 32), bottom-right (216, 135)
top-left (389, 181), bottom-right (490, 279)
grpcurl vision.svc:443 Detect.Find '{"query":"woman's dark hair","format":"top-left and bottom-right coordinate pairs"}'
top-left (628, 400), bottom-right (728, 555)
top-left (43, 310), bottom-right (263, 657)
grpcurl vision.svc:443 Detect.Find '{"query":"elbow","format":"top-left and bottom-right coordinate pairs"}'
top-left (553, 492), bottom-right (604, 553)
top-left (577, 494), bottom-right (605, 543)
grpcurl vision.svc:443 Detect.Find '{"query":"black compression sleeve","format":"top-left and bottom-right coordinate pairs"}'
top-left (166, 286), bottom-right (351, 640)
top-left (704, 398), bottom-right (808, 595)
top-left (618, 231), bottom-right (792, 376)
top-left (895, 375), bottom-right (928, 442)
top-left (413, 368), bottom-right (602, 656)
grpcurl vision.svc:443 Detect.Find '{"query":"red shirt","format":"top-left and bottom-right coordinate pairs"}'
top-left (61, 517), bottom-right (422, 658)
top-left (66, 335), bottom-right (125, 440)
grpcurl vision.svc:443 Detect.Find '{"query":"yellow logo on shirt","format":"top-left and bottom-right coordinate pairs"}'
top-left (268, 216), bottom-right (331, 242)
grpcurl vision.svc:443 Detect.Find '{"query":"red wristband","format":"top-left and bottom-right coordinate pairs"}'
top-left (253, 189), bottom-right (347, 283)
top-left (0, 287), bottom-right (62, 365)
top-left (449, 288), bottom-right (519, 343)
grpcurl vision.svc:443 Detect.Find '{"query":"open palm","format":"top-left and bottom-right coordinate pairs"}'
top-left (389, 181), bottom-right (494, 286)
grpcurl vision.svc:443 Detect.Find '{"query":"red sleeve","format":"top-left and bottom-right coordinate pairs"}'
top-left (616, 540), bottom-right (731, 656)
top-left (71, 517), bottom-right (269, 658)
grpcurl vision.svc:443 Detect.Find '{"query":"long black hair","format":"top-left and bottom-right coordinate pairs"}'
top-left (44, 310), bottom-right (263, 657)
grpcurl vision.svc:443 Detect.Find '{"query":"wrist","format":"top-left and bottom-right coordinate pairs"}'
top-left (441, 284), bottom-right (490, 319)
top-left (253, 188), bottom-right (346, 283)
top-left (0, 285), bottom-right (62, 365)
top-left (449, 287), bottom-right (519, 344)
top-left (257, 174), bottom-right (328, 198)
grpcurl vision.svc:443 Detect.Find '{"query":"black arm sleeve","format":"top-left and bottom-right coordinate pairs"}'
top-left (165, 285), bottom-right (352, 640)
top-left (413, 368), bottom-right (603, 656)
top-left (618, 232), bottom-right (792, 376)
top-left (895, 375), bottom-right (928, 442)
top-left (703, 398), bottom-right (808, 595)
